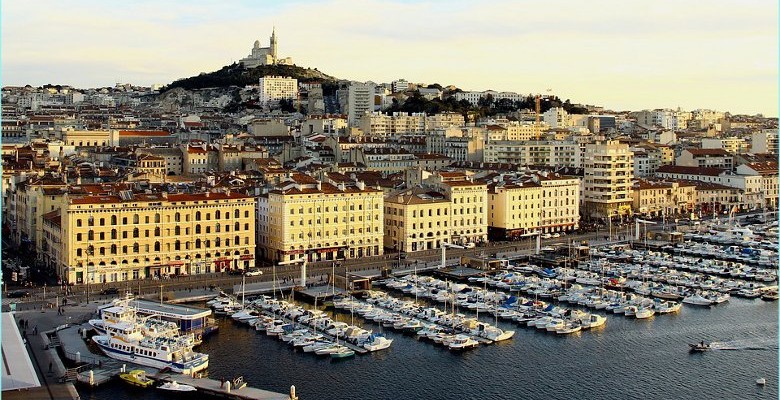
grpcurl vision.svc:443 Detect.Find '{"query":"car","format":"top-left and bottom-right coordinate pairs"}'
top-left (463, 242), bottom-right (476, 249)
top-left (541, 233), bottom-right (552, 239)
top-left (7, 290), bottom-right (31, 298)
top-left (245, 269), bottom-right (263, 277)
top-left (552, 233), bottom-right (561, 238)
top-left (100, 287), bottom-right (119, 295)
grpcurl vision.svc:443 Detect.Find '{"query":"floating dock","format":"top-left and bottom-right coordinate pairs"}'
top-left (153, 374), bottom-right (294, 400)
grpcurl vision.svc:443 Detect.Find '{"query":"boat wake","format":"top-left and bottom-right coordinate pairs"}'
top-left (708, 338), bottom-right (778, 351)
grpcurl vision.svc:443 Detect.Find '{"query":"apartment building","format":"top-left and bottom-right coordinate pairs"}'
top-left (583, 141), bottom-right (634, 219)
top-left (384, 187), bottom-right (450, 253)
top-left (484, 140), bottom-right (581, 168)
top-left (631, 179), bottom-right (697, 217)
top-left (260, 174), bottom-right (384, 263)
top-left (676, 149), bottom-right (734, 170)
top-left (55, 190), bottom-right (256, 285)
top-left (258, 76), bottom-right (298, 105)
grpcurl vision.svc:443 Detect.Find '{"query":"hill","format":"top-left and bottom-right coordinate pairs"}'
top-left (162, 63), bottom-right (338, 92)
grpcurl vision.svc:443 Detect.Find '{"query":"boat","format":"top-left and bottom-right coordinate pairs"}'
top-left (757, 378), bottom-right (766, 386)
top-left (634, 307), bottom-right (655, 319)
top-left (157, 380), bottom-right (197, 392)
top-left (682, 294), bottom-right (714, 307)
top-left (688, 342), bottom-right (711, 352)
top-left (446, 334), bottom-right (478, 351)
top-left (92, 326), bottom-right (209, 375)
top-left (119, 369), bottom-right (155, 388)
top-left (761, 292), bottom-right (779, 301)
top-left (363, 335), bottom-right (393, 351)
top-left (330, 347), bottom-right (356, 359)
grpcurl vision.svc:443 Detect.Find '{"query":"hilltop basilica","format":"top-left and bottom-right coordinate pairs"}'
top-left (239, 28), bottom-right (293, 68)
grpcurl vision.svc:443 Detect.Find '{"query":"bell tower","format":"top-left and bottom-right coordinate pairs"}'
top-left (270, 27), bottom-right (278, 60)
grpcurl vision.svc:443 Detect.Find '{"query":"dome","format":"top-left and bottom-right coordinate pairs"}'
top-left (253, 40), bottom-right (260, 48)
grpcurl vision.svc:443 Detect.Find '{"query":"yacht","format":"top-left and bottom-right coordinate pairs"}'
top-left (363, 335), bottom-right (393, 351)
top-left (446, 334), bottom-right (479, 350)
top-left (682, 294), bottom-right (714, 306)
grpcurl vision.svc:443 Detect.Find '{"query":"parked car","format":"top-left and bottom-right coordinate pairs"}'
top-left (245, 269), bottom-right (263, 277)
top-left (100, 287), bottom-right (119, 295)
top-left (463, 242), bottom-right (476, 249)
top-left (7, 290), bottom-right (31, 298)
top-left (541, 233), bottom-right (553, 239)
top-left (552, 233), bottom-right (561, 238)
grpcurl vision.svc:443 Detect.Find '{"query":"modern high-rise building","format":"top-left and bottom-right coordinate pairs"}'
top-left (583, 140), bottom-right (634, 219)
top-left (258, 76), bottom-right (298, 105)
top-left (347, 82), bottom-right (376, 127)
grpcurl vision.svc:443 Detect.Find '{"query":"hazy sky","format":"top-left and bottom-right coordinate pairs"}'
top-left (2, 0), bottom-right (777, 115)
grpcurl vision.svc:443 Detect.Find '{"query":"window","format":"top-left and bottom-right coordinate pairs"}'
top-left (88, 216), bottom-right (94, 226)
top-left (196, 211), bottom-right (201, 221)
top-left (216, 223), bottom-right (221, 233)
top-left (195, 239), bottom-right (201, 249)
top-left (99, 232), bottom-right (105, 240)
top-left (133, 228), bottom-right (139, 238)
top-left (122, 217), bottom-right (127, 224)
top-left (215, 210), bottom-right (221, 219)
top-left (155, 214), bottom-right (160, 223)
top-left (235, 222), bottom-right (240, 231)
top-left (174, 241), bottom-right (181, 251)
top-left (234, 209), bottom-right (240, 218)
top-left (175, 213), bottom-right (181, 222)
top-left (111, 215), bottom-right (117, 225)
top-left (77, 233), bottom-right (83, 241)
top-left (175, 226), bottom-right (180, 235)
top-left (244, 210), bottom-right (249, 218)
top-left (196, 225), bottom-right (201, 234)
top-left (77, 248), bottom-right (82, 257)
top-left (154, 227), bottom-right (160, 236)
top-left (111, 229), bottom-right (117, 240)
top-left (88, 230), bottom-right (94, 240)
top-left (133, 214), bottom-right (139, 224)
top-left (133, 243), bottom-right (139, 253)
top-left (99, 218), bottom-right (105, 226)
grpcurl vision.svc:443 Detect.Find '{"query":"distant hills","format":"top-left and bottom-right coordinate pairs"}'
top-left (162, 63), bottom-right (339, 92)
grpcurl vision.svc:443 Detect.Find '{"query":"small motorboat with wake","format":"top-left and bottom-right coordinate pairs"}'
top-left (688, 341), bottom-right (711, 352)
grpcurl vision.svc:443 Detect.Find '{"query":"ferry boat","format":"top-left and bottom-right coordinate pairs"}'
top-left (93, 332), bottom-right (209, 375)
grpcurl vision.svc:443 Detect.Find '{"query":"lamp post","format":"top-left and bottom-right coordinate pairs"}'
top-left (85, 247), bottom-right (93, 304)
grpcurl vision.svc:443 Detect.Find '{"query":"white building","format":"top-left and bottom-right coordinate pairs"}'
top-left (583, 141), bottom-right (634, 219)
top-left (240, 29), bottom-right (293, 67)
top-left (347, 82), bottom-right (376, 126)
top-left (752, 129), bottom-right (778, 154)
top-left (258, 76), bottom-right (298, 106)
top-left (543, 107), bottom-right (569, 129)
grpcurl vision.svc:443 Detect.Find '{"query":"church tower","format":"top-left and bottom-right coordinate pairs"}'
top-left (270, 27), bottom-right (278, 60)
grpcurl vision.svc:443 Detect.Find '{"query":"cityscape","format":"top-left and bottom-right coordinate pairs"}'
top-left (1, 1), bottom-right (777, 400)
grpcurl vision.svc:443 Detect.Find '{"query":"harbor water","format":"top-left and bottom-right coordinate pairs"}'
top-left (78, 296), bottom-right (777, 400)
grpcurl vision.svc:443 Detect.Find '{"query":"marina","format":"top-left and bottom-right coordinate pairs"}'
top-left (44, 220), bottom-right (777, 400)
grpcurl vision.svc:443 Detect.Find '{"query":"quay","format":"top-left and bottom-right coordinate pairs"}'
top-left (152, 374), bottom-right (295, 400)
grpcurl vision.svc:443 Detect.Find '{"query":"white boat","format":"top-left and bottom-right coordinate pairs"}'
top-left (363, 335), bottom-right (393, 351)
top-left (157, 381), bottom-right (197, 392)
top-left (556, 322), bottom-right (582, 335)
top-left (682, 294), bottom-right (714, 306)
top-left (446, 334), bottom-right (478, 350)
top-left (580, 314), bottom-right (606, 329)
top-left (92, 333), bottom-right (208, 375)
top-left (634, 307), bottom-right (655, 319)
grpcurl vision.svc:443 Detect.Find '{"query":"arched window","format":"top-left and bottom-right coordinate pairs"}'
top-left (111, 244), bottom-right (117, 254)
top-left (174, 226), bottom-right (180, 235)
top-left (215, 237), bottom-right (221, 247)
top-left (195, 225), bottom-right (201, 234)
top-left (122, 245), bottom-right (128, 254)
top-left (215, 210), bottom-right (221, 219)
top-left (154, 227), bottom-right (160, 236)
top-left (195, 239), bottom-right (201, 249)
top-left (225, 239), bottom-right (230, 247)
top-left (215, 223), bottom-right (221, 233)
top-left (175, 240), bottom-right (181, 251)
top-left (154, 242), bottom-right (160, 252)
top-left (88, 230), bottom-right (94, 240)
top-left (235, 235), bottom-right (240, 246)
top-left (111, 229), bottom-right (117, 239)
top-left (235, 222), bottom-right (240, 231)
top-left (111, 215), bottom-right (117, 225)
top-left (175, 213), bottom-right (181, 222)
top-left (133, 243), bottom-right (139, 253)
top-left (88, 216), bottom-right (94, 226)
top-left (234, 209), bottom-right (240, 218)
top-left (133, 228), bottom-right (139, 238)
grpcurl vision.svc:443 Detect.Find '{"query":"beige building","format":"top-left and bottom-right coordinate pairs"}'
top-left (54, 191), bottom-right (256, 285)
top-left (484, 140), bottom-right (581, 167)
top-left (260, 174), bottom-right (384, 262)
top-left (60, 129), bottom-right (119, 147)
top-left (676, 148), bottom-right (733, 170)
top-left (384, 187), bottom-right (450, 252)
top-left (426, 173), bottom-right (488, 245)
top-left (631, 179), bottom-right (696, 217)
top-left (583, 140), bottom-right (634, 219)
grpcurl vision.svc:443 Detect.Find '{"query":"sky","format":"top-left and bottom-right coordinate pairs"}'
top-left (2, 0), bottom-right (777, 116)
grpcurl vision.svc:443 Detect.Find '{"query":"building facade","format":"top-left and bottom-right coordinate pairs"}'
top-left (583, 140), bottom-right (634, 219)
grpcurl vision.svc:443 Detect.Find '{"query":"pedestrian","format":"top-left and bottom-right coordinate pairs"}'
top-left (220, 377), bottom-right (225, 388)
top-left (49, 362), bottom-right (53, 373)
top-left (33, 325), bottom-right (38, 335)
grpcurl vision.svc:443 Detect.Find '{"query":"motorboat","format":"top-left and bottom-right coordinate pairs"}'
top-left (363, 335), bottom-right (393, 351)
top-left (446, 334), bottom-right (479, 351)
top-left (157, 380), bottom-right (197, 392)
top-left (682, 294), bottom-right (714, 306)
top-left (688, 342), bottom-right (711, 352)
top-left (120, 369), bottom-right (155, 388)
top-left (330, 347), bottom-right (356, 359)
top-left (635, 307), bottom-right (655, 319)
